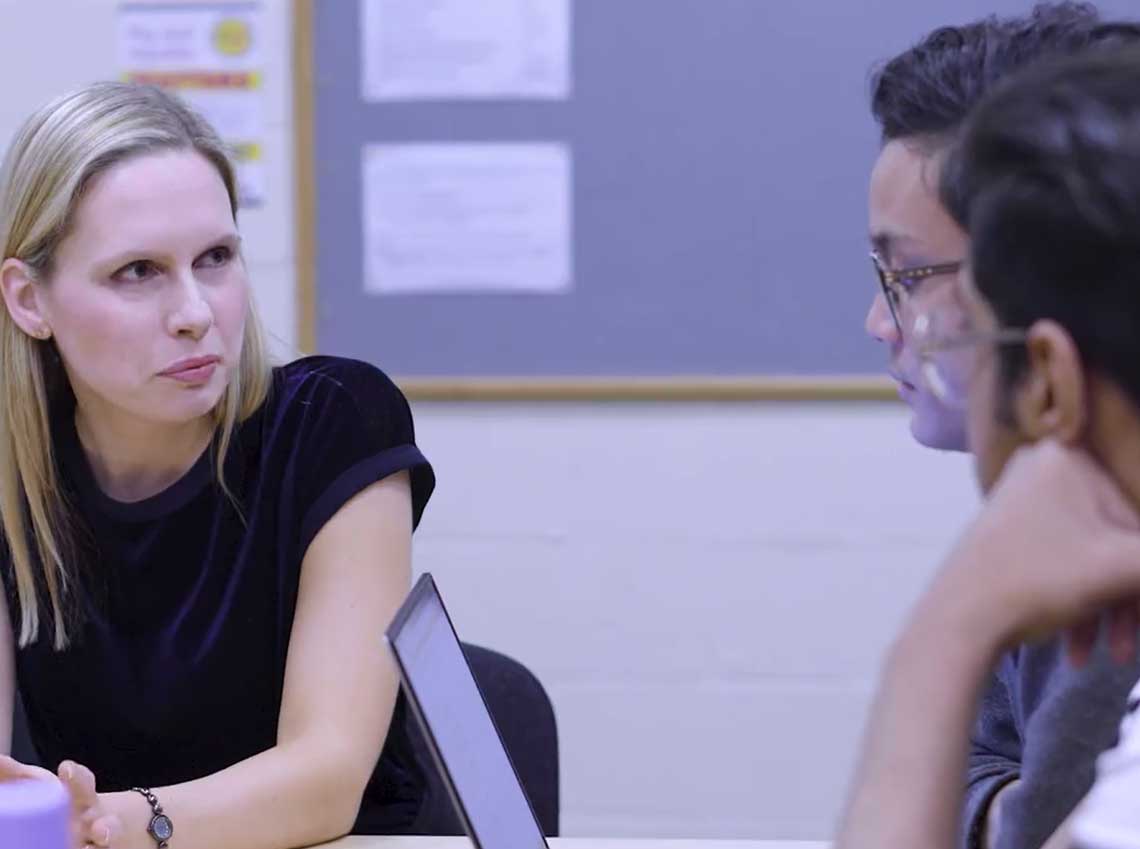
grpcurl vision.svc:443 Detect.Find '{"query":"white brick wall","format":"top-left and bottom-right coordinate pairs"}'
top-left (411, 402), bottom-right (978, 838)
top-left (0, 1), bottom-right (983, 840)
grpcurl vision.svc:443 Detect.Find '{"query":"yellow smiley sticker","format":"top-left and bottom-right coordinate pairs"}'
top-left (213, 18), bottom-right (251, 57)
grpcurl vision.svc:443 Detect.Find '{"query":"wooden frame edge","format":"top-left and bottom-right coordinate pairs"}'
top-left (292, 11), bottom-right (890, 404)
top-left (396, 376), bottom-right (899, 402)
top-left (292, 0), bottom-right (317, 354)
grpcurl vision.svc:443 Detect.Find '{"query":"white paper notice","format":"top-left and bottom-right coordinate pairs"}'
top-left (363, 144), bottom-right (572, 296)
top-left (361, 0), bottom-right (570, 100)
top-left (117, 2), bottom-right (266, 207)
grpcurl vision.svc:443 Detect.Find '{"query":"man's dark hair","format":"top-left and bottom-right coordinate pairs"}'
top-left (870, 2), bottom-right (1140, 147)
top-left (940, 46), bottom-right (1140, 409)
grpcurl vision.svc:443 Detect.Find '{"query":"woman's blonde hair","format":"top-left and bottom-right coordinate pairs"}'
top-left (0, 82), bottom-right (273, 648)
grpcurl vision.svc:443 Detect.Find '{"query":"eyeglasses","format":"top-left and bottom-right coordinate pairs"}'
top-left (912, 311), bottom-right (1028, 409)
top-left (870, 251), bottom-right (963, 339)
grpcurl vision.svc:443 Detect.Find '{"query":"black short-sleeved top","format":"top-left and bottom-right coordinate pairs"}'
top-left (0, 356), bottom-right (435, 834)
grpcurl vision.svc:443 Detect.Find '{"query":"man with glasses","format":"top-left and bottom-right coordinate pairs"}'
top-left (865, 6), bottom-right (1140, 848)
top-left (840, 45), bottom-right (1140, 849)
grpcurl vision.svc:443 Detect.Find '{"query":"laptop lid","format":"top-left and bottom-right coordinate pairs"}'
top-left (385, 573), bottom-right (549, 849)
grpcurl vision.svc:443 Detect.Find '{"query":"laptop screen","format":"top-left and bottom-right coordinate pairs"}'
top-left (386, 574), bottom-right (548, 849)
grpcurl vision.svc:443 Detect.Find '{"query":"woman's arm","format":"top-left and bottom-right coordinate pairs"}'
top-left (100, 471), bottom-right (414, 849)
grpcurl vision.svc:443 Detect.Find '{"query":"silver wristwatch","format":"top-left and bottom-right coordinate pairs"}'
top-left (130, 787), bottom-right (174, 848)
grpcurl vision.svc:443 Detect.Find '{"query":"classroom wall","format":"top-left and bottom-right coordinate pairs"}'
top-left (0, 0), bottom-right (299, 360)
top-left (414, 401), bottom-right (977, 838)
top-left (6, 0), bottom-right (980, 839)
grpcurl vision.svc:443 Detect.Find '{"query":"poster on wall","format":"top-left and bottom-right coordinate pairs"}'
top-left (116, 1), bottom-right (266, 207)
top-left (363, 143), bottom-right (572, 295)
top-left (361, 0), bottom-right (571, 101)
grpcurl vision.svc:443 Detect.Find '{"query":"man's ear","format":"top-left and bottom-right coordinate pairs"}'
top-left (0, 258), bottom-right (51, 340)
top-left (1012, 319), bottom-right (1085, 444)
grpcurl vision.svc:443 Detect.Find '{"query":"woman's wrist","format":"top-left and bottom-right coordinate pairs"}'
top-left (104, 790), bottom-right (159, 849)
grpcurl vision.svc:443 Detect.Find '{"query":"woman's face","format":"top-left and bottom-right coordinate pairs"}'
top-left (17, 149), bottom-right (248, 429)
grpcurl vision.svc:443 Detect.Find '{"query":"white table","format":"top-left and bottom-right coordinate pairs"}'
top-left (317, 839), bottom-right (827, 849)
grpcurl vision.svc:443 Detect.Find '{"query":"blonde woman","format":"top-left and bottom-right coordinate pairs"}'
top-left (0, 82), bottom-right (435, 848)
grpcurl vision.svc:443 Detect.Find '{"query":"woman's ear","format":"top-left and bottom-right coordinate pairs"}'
top-left (0, 258), bottom-right (51, 340)
top-left (1013, 319), bottom-right (1085, 443)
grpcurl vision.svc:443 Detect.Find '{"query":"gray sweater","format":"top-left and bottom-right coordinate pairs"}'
top-left (963, 639), bottom-right (1140, 849)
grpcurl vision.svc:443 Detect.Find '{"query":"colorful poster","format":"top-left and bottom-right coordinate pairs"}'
top-left (117, 2), bottom-right (265, 207)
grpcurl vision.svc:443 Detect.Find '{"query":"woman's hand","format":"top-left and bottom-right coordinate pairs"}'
top-left (0, 752), bottom-right (56, 783)
top-left (0, 755), bottom-right (121, 848)
top-left (58, 760), bottom-right (121, 849)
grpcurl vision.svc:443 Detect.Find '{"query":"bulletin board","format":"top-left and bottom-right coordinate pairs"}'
top-left (291, 0), bottom-right (1031, 400)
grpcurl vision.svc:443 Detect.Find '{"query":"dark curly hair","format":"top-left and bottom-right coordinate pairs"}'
top-left (870, 2), bottom-right (1140, 147)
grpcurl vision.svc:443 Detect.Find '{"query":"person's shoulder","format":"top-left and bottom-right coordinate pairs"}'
top-left (263, 357), bottom-right (433, 534)
top-left (265, 355), bottom-right (417, 449)
top-left (277, 355), bottom-right (400, 396)
top-left (273, 355), bottom-right (406, 414)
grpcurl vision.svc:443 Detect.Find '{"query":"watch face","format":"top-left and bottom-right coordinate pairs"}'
top-left (151, 814), bottom-right (174, 841)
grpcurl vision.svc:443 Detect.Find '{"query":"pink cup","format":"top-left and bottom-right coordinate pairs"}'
top-left (0, 779), bottom-right (69, 849)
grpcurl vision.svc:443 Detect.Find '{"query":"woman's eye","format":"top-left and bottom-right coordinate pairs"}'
top-left (113, 260), bottom-right (157, 284)
top-left (198, 246), bottom-right (233, 268)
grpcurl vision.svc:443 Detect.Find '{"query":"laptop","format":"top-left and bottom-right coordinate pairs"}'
top-left (385, 573), bottom-right (550, 849)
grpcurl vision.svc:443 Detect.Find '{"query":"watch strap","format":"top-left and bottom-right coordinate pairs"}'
top-left (130, 787), bottom-right (172, 848)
